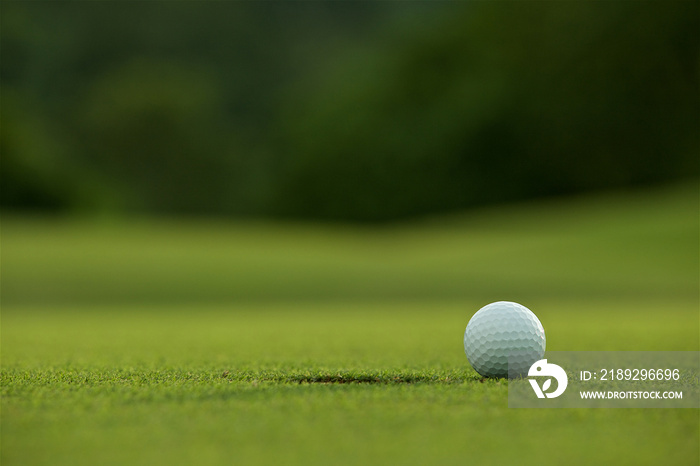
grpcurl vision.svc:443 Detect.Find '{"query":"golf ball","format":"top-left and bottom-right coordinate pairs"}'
top-left (464, 301), bottom-right (546, 378)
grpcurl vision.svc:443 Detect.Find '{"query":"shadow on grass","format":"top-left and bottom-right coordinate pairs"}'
top-left (220, 370), bottom-right (485, 385)
top-left (292, 374), bottom-right (434, 384)
top-left (1, 368), bottom-right (501, 406)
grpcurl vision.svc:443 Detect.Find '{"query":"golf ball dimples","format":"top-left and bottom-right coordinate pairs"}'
top-left (464, 301), bottom-right (545, 378)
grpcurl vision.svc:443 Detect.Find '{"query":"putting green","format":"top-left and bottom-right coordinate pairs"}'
top-left (2, 182), bottom-right (698, 465)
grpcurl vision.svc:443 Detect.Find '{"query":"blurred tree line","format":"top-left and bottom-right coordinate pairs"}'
top-left (2, 1), bottom-right (698, 222)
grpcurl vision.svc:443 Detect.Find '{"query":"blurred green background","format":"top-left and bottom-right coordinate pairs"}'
top-left (2, 2), bottom-right (699, 466)
top-left (2, 1), bottom-right (698, 221)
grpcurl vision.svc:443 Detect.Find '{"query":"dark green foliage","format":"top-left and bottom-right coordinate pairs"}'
top-left (276, 2), bottom-right (700, 220)
top-left (2, 2), bottom-right (698, 221)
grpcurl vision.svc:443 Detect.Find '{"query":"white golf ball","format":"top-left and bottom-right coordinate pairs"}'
top-left (464, 301), bottom-right (546, 378)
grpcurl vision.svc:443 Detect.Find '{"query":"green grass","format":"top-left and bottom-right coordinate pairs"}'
top-left (2, 181), bottom-right (699, 465)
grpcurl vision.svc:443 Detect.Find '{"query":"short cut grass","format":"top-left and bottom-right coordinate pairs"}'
top-left (2, 181), bottom-right (698, 466)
